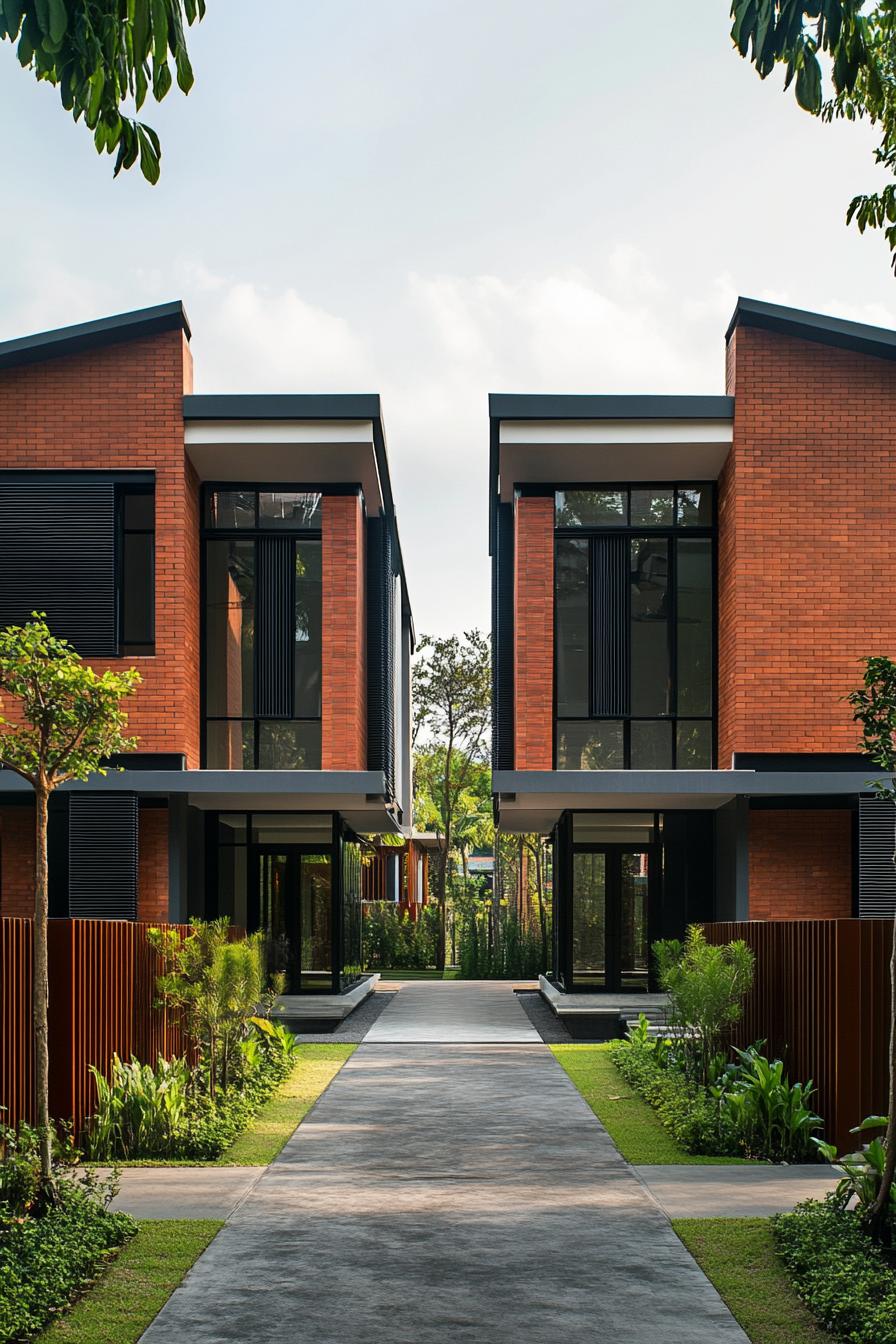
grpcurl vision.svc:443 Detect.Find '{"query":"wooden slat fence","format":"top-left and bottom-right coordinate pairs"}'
top-left (704, 919), bottom-right (891, 1151)
top-left (0, 918), bottom-right (32, 1133)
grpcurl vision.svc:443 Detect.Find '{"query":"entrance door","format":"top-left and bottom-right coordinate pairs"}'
top-left (256, 846), bottom-right (333, 992)
top-left (572, 846), bottom-right (652, 991)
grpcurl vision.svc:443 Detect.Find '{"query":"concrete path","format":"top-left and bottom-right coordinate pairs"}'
top-left (364, 978), bottom-right (541, 1043)
top-left (636, 1163), bottom-right (842, 1218)
top-left (103, 1167), bottom-right (262, 1220)
top-left (140, 1033), bottom-right (747, 1343)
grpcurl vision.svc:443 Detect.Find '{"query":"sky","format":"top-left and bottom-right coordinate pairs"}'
top-left (0, 1), bottom-right (893, 638)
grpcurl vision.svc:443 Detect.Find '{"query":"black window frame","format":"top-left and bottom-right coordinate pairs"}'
top-left (116, 481), bottom-right (156, 657)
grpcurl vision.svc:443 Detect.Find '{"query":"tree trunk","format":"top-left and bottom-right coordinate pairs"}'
top-left (33, 782), bottom-right (54, 1197)
top-left (435, 838), bottom-right (449, 972)
top-left (869, 889), bottom-right (896, 1235)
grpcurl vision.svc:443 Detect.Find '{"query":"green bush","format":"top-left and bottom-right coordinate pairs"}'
top-left (718, 1046), bottom-right (823, 1163)
top-left (0, 1179), bottom-right (134, 1342)
top-left (85, 1054), bottom-right (189, 1160)
top-left (654, 925), bottom-right (754, 1085)
top-left (774, 1197), bottom-right (896, 1344)
top-left (610, 1041), bottom-right (738, 1155)
top-left (362, 904), bottom-right (439, 970)
top-left (0, 1120), bottom-right (41, 1218)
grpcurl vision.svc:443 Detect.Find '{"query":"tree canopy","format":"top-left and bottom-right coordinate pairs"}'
top-left (0, 0), bottom-right (206, 183)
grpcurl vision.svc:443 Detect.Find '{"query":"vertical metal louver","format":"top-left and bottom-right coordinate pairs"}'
top-left (593, 535), bottom-right (630, 716)
top-left (492, 502), bottom-right (514, 770)
top-left (0, 476), bottom-right (117, 655)
top-left (859, 795), bottom-right (896, 918)
top-left (366, 517), bottom-right (396, 800)
top-left (255, 537), bottom-right (294, 719)
top-left (68, 793), bottom-right (138, 919)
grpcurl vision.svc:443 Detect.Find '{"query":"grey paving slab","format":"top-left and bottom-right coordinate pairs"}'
top-left (101, 1167), bottom-right (262, 1220)
top-left (636, 1162), bottom-right (842, 1218)
top-left (363, 978), bottom-right (542, 1042)
top-left (140, 1032), bottom-right (748, 1343)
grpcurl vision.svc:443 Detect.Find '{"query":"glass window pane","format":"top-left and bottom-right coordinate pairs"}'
top-left (676, 486), bottom-right (712, 527)
top-left (259, 492), bottom-right (322, 529)
top-left (630, 537), bottom-right (670, 715)
top-left (301, 853), bottom-right (332, 988)
top-left (341, 838), bottom-right (362, 985)
top-left (572, 852), bottom-right (606, 988)
top-left (555, 539), bottom-right (589, 717)
top-left (121, 531), bottom-right (154, 646)
top-left (218, 845), bottom-right (248, 929)
top-left (205, 490), bottom-right (256, 528)
top-left (205, 540), bottom-right (254, 718)
top-left (556, 721), bottom-right (624, 769)
top-left (257, 720), bottom-right (321, 770)
top-left (630, 489), bottom-right (673, 527)
top-left (555, 489), bottom-right (626, 527)
top-left (677, 537), bottom-right (713, 717)
top-left (123, 490), bottom-right (154, 529)
top-left (630, 720), bottom-right (673, 769)
top-left (206, 720), bottom-right (254, 769)
top-left (295, 541), bottom-right (322, 717)
top-left (676, 721), bottom-right (712, 767)
top-left (620, 852), bottom-right (650, 989)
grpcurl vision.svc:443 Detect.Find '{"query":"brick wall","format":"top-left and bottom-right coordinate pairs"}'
top-left (748, 809), bottom-right (853, 919)
top-left (0, 807), bottom-right (34, 918)
top-left (321, 494), bottom-right (366, 770)
top-left (720, 324), bottom-right (896, 762)
top-left (137, 807), bottom-right (169, 922)
top-left (514, 496), bottom-right (554, 769)
top-left (0, 330), bottom-right (200, 766)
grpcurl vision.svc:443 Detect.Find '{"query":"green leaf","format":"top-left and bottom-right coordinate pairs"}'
top-left (46, 0), bottom-right (66, 44)
top-left (1, 1), bottom-right (24, 39)
top-left (137, 122), bottom-right (160, 184)
top-left (795, 52), bottom-right (822, 113)
top-left (152, 57), bottom-right (171, 101)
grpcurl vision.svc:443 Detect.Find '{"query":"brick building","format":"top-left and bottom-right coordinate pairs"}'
top-left (490, 297), bottom-right (896, 992)
top-left (0, 301), bottom-right (413, 995)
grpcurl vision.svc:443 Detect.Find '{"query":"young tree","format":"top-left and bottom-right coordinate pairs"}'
top-left (730, 2), bottom-right (896, 268)
top-left (848, 654), bottom-right (896, 1235)
top-left (413, 630), bottom-right (491, 968)
top-left (0, 615), bottom-right (141, 1195)
top-left (0, 0), bottom-right (207, 183)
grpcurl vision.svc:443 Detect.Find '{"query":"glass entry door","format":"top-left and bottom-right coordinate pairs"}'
top-left (257, 846), bottom-right (332, 992)
top-left (572, 846), bottom-right (652, 991)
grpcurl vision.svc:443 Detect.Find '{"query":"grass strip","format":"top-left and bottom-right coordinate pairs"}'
top-left (374, 969), bottom-right (460, 980)
top-left (673, 1218), bottom-right (831, 1344)
top-left (550, 1043), bottom-right (752, 1165)
top-left (38, 1219), bottom-right (223, 1343)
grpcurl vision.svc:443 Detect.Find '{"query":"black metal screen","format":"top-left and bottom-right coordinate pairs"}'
top-left (592, 534), bottom-right (630, 716)
top-left (68, 793), bottom-right (138, 919)
top-left (255, 536), bottom-right (294, 718)
top-left (859, 795), bottom-right (896, 918)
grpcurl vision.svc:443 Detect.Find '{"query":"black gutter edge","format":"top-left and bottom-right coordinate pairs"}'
top-left (488, 393), bottom-right (734, 421)
top-left (0, 301), bottom-right (191, 372)
top-left (726, 295), bottom-right (896, 362)
top-left (183, 393), bottom-right (382, 420)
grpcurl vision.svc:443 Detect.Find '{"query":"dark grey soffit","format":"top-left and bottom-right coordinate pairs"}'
top-left (183, 394), bottom-right (382, 421)
top-left (727, 296), bottom-right (896, 363)
top-left (0, 769), bottom-right (388, 797)
top-left (492, 769), bottom-right (892, 798)
top-left (0, 301), bottom-right (191, 372)
top-left (488, 394), bottom-right (734, 421)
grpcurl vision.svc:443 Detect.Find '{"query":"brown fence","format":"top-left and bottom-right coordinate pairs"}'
top-left (1, 918), bottom-right (199, 1138)
top-left (704, 919), bottom-right (891, 1151)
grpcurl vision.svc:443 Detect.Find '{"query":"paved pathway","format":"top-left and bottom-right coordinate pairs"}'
top-left (139, 984), bottom-right (747, 1343)
top-left (635, 1163), bottom-right (842, 1218)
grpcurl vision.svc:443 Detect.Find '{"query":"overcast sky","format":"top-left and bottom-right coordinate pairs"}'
top-left (0, 1), bottom-right (892, 638)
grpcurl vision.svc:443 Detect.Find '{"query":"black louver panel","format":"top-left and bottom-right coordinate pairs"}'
top-left (255, 537), bottom-right (294, 719)
top-left (68, 793), bottom-right (138, 919)
top-left (493, 502), bottom-right (514, 770)
top-left (0, 476), bottom-right (117, 655)
top-left (593, 535), bottom-right (630, 716)
top-left (366, 518), bottom-right (395, 799)
top-left (859, 796), bottom-right (896, 918)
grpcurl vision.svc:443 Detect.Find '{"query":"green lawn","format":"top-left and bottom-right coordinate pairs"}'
top-left (375, 968), bottom-right (461, 979)
top-left (673, 1219), bottom-right (831, 1344)
top-left (38, 1220), bottom-right (223, 1343)
top-left (550, 1043), bottom-right (752, 1165)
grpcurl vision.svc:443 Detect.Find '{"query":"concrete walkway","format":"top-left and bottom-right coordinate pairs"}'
top-left (635, 1163), bottom-right (842, 1218)
top-left (363, 978), bottom-right (541, 1043)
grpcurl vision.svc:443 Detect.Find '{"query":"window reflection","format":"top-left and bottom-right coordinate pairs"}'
top-left (630, 537), bottom-right (670, 715)
top-left (556, 539), bottom-right (589, 716)
top-left (556, 489), bottom-right (626, 527)
top-left (557, 721), bottom-right (624, 769)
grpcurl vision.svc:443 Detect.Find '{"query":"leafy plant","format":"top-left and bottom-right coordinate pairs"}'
top-left (815, 1115), bottom-right (896, 1232)
top-left (0, 1117), bottom-right (41, 1217)
top-left (610, 1041), bottom-right (739, 1156)
top-left (719, 1046), bottom-right (823, 1162)
top-left (248, 1016), bottom-right (301, 1068)
top-left (654, 926), bottom-right (755, 1086)
top-left (85, 1054), bottom-right (189, 1160)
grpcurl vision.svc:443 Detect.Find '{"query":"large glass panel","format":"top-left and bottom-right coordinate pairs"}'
top-left (572, 852), bottom-right (606, 988)
top-left (123, 490), bottom-right (154, 529)
top-left (259, 852), bottom-right (296, 988)
top-left (556, 720), bottom-right (624, 769)
top-left (257, 721), bottom-right (321, 769)
top-left (295, 541), bottom-right (322, 717)
top-left (620, 851), bottom-right (650, 989)
top-left (205, 539), bottom-right (254, 717)
top-left (677, 538), bottom-right (712, 717)
top-left (676, 486), bottom-right (712, 527)
top-left (300, 854), bottom-right (332, 989)
top-left (259, 492), bottom-right (322, 529)
top-left (630, 489), bottom-right (673, 527)
top-left (120, 531), bottom-right (154, 647)
top-left (555, 539), bottom-right (589, 717)
top-left (676, 720), bottom-right (713, 767)
top-left (218, 844), bottom-right (248, 929)
top-left (205, 490), bottom-right (256, 529)
top-left (630, 537), bottom-right (670, 714)
top-left (206, 720), bottom-right (254, 769)
top-left (630, 720), bottom-right (673, 769)
top-left (341, 837), bottom-right (363, 986)
top-left (555, 489), bottom-right (626, 527)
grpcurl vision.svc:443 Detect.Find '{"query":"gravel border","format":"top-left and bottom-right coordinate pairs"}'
top-left (293, 989), bottom-right (398, 1043)
top-left (515, 989), bottom-right (574, 1043)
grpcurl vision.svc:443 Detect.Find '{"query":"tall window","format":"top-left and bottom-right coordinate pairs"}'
top-left (203, 489), bottom-right (323, 769)
top-left (118, 486), bottom-right (155, 655)
top-left (554, 485), bottom-right (713, 769)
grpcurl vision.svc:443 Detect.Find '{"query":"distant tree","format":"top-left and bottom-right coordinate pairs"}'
top-left (730, 2), bottom-right (896, 268)
top-left (0, 0), bottom-right (207, 182)
top-left (0, 615), bottom-right (140, 1197)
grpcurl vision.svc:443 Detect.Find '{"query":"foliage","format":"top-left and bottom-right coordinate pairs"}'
top-left (362, 902), bottom-right (440, 970)
top-left (0, 1178), bottom-right (134, 1342)
top-left (0, 0), bottom-right (207, 183)
top-left (0, 1118), bottom-right (41, 1218)
top-left (610, 1040), bottom-right (739, 1156)
top-left (85, 1055), bottom-right (189, 1160)
top-left (815, 1114), bottom-right (896, 1230)
top-left (453, 875), bottom-right (547, 978)
top-left (730, 2), bottom-right (896, 268)
top-left (654, 925), bottom-right (755, 1086)
top-left (774, 1196), bottom-right (896, 1343)
top-left (717, 1045), bottom-right (823, 1162)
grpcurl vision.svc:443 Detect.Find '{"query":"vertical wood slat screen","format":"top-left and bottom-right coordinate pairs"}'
top-left (0, 918), bottom-right (33, 1127)
top-left (592, 534), bottom-right (630, 716)
top-left (492, 502), bottom-right (515, 770)
top-left (366, 518), bottom-right (396, 798)
top-left (68, 793), bottom-right (138, 919)
top-left (858, 796), bottom-right (896, 917)
top-left (255, 536), bottom-right (294, 719)
top-left (704, 920), bottom-right (891, 1151)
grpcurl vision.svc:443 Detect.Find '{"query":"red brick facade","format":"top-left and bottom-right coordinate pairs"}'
top-left (748, 809), bottom-right (853, 920)
top-left (0, 808), bottom-right (34, 918)
top-left (719, 325), bottom-right (896, 764)
top-left (321, 494), bottom-right (366, 770)
top-left (514, 496), bottom-right (554, 769)
top-left (137, 807), bottom-right (169, 923)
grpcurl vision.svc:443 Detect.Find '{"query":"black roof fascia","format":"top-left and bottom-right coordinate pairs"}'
top-left (0, 301), bottom-right (191, 372)
top-left (183, 394), bottom-right (381, 420)
top-left (488, 394), bottom-right (734, 421)
top-left (726, 296), bottom-right (896, 362)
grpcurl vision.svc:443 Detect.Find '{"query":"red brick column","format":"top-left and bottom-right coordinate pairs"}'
top-left (748, 809), bottom-right (853, 919)
top-left (514, 496), bottom-right (554, 769)
top-left (0, 808), bottom-right (35, 918)
top-left (321, 495), bottom-right (366, 770)
top-left (138, 807), bottom-right (169, 922)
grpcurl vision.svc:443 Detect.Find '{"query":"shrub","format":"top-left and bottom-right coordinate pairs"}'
top-left (654, 925), bottom-right (754, 1085)
top-left (362, 904), bottom-right (439, 970)
top-left (0, 1120), bottom-right (41, 1219)
top-left (85, 1055), bottom-right (190, 1160)
top-left (718, 1046), bottom-right (823, 1163)
top-left (815, 1115), bottom-right (896, 1232)
top-left (774, 1197), bottom-right (896, 1344)
top-left (610, 1042), bottom-right (738, 1156)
